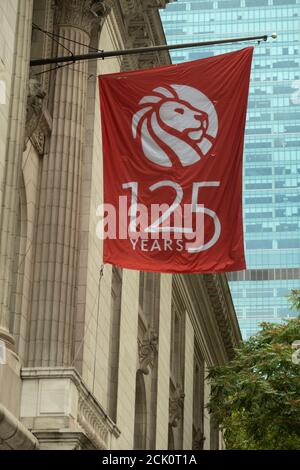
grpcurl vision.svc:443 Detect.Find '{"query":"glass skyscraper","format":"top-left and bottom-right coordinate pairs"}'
top-left (160, 0), bottom-right (300, 338)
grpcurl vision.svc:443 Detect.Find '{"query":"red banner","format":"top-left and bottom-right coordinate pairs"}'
top-left (98, 47), bottom-right (253, 273)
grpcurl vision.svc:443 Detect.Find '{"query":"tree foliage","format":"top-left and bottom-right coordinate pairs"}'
top-left (207, 289), bottom-right (300, 450)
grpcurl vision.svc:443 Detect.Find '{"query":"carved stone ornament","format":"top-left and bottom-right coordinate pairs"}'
top-left (54, 0), bottom-right (112, 35)
top-left (142, 0), bottom-right (168, 9)
top-left (193, 428), bottom-right (205, 450)
top-left (138, 328), bottom-right (158, 375)
top-left (169, 386), bottom-right (185, 428)
top-left (25, 77), bottom-right (46, 140)
top-left (24, 75), bottom-right (52, 156)
top-left (24, 76), bottom-right (50, 155)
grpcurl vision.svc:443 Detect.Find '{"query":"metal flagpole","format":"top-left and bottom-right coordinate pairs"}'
top-left (30, 33), bottom-right (277, 67)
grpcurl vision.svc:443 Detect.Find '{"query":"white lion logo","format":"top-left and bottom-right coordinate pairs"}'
top-left (132, 84), bottom-right (218, 167)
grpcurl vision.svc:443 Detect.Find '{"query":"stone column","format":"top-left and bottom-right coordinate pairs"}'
top-left (0, 0), bottom-right (33, 417)
top-left (28, 0), bottom-right (110, 367)
top-left (155, 274), bottom-right (172, 450)
top-left (0, 0), bottom-right (33, 351)
top-left (182, 314), bottom-right (194, 450)
top-left (203, 362), bottom-right (211, 450)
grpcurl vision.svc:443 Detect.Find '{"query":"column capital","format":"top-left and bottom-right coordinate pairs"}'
top-left (54, 0), bottom-right (111, 35)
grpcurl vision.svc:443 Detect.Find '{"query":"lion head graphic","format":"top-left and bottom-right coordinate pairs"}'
top-left (132, 84), bottom-right (218, 167)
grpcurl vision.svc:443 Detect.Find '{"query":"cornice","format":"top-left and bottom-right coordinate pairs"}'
top-left (173, 273), bottom-right (241, 364)
top-left (173, 274), bottom-right (226, 366)
top-left (202, 273), bottom-right (242, 359)
top-left (112, 0), bottom-right (171, 70)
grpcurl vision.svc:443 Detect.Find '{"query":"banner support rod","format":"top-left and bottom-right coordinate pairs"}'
top-left (30, 33), bottom-right (277, 67)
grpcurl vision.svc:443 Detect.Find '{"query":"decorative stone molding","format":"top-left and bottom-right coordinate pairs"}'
top-left (54, 0), bottom-right (112, 35)
top-left (193, 428), bottom-right (205, 451)
top-left (78, 390), bottom-right (110, 449)
top-left (138, 327), bottom-right (158, 374)
top-left (0, 327), bottom-right (15, 350)
top-left (32, 431), bottom-right (94, 450)
top-left (143, 0), bottom-right (171, 8)
top-left (118, 0), bottom-right (171, 16)
top-left (114, 0), bottom-right (172, 70)
top-left (24, 75), bottom-right (52, 156)
top-left (173, 273), bottom-right (241, 364)
top-left (203, 274), bottom-right (239, 359)
top-left (0, 404), bottom-right (39, 450)
top-left (25, 77), bottom-right (46, 147)
top-left (146, 8), bottom-right (170, 65)
top-left (169, 386), bottom-right (185, 428)
top-left (20, 368), bottom-right (120, 449)
top-left (128, 15), bottom-right (151, 48)
top-left (27, 106), bottom-right (52, 156)
top-left (138, 53), bottom-right (157, 69)
top-left (118, 0), bottom-right (139, 16)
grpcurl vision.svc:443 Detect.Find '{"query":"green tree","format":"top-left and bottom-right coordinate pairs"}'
top-left (207, 289), bottom-right (300, 450)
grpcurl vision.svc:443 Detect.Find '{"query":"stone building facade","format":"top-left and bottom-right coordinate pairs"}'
top-left (0, 0), bottom-right (241, 450)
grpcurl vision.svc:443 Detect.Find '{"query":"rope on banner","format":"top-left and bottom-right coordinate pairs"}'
top-left (71, 264), bottom-right (105, 370)
top-left (32, 23), bottom-right (104, 54)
